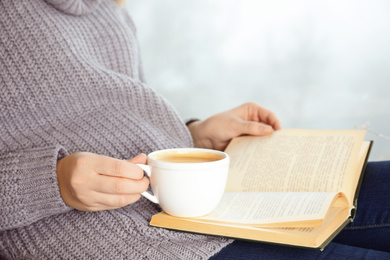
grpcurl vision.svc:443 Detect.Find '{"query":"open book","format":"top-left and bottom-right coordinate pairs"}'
top-left (150, 129), bottom-right (372, 249)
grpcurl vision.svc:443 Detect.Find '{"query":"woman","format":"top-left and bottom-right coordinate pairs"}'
top-left (0, 1), bottom-right (389, 259)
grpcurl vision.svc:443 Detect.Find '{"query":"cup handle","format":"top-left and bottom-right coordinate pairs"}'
top-left (136, 164), bottom-right (159, 204)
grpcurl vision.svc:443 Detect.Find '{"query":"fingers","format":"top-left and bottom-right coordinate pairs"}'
top-left (77, 192), bottom-right (143, 211)
top-left (95, 156), bottom-right (145, 180)
top-left (90, 172), bottom-right (149, 209)
top-left (127, 153), bottom-right (147, 164)
top-left (261, 110), bottom-right (282, 130)
top-left (92, 175), bottom-right (150, 195)
top-left (238, 102), bottom-right (282, 131)
top-left (241, 120), bottom-right (273, 136)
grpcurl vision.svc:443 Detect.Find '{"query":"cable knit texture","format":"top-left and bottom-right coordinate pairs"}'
top-left (0, 0), bottom-right (232, 259)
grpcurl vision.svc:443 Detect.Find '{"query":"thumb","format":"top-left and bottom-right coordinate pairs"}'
top-left (241, 121), bottom-right (273, 136)
top-left (127, 153), bottom-right (147, 164)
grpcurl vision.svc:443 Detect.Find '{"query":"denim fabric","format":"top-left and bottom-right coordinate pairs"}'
top-left (210, 161), bottom-right (390, 259)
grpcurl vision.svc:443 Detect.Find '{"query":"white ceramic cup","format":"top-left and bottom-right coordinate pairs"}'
top-left (138, 148), bottom-right (230, 218)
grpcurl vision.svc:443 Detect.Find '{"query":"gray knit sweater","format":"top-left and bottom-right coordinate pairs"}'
top-left (0, 0), bottom-right (231, 259)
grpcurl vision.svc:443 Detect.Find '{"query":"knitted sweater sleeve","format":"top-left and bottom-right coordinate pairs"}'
top-left (0, 145), bottom-right (72, 231)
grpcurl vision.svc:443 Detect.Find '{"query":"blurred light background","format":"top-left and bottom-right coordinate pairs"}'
top-left (126, 0), bottom-right (390, 161)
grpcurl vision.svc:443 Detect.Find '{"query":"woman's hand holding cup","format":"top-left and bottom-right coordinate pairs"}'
top-left (56, 152), bottom-right (150, 211)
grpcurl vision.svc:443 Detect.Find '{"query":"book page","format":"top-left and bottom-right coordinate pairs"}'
top-left (196, 192), bottom-right (346, 226)
top-left (225, 129), bottom-right (366, 198)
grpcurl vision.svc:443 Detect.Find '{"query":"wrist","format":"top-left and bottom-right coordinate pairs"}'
top-left (187, 120), bottom-right (203, 148)
top-left (187, 120), bottom-right (215, 149)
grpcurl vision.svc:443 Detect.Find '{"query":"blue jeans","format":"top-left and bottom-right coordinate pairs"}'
top-left (210, 161), bottom-right (390, 259)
